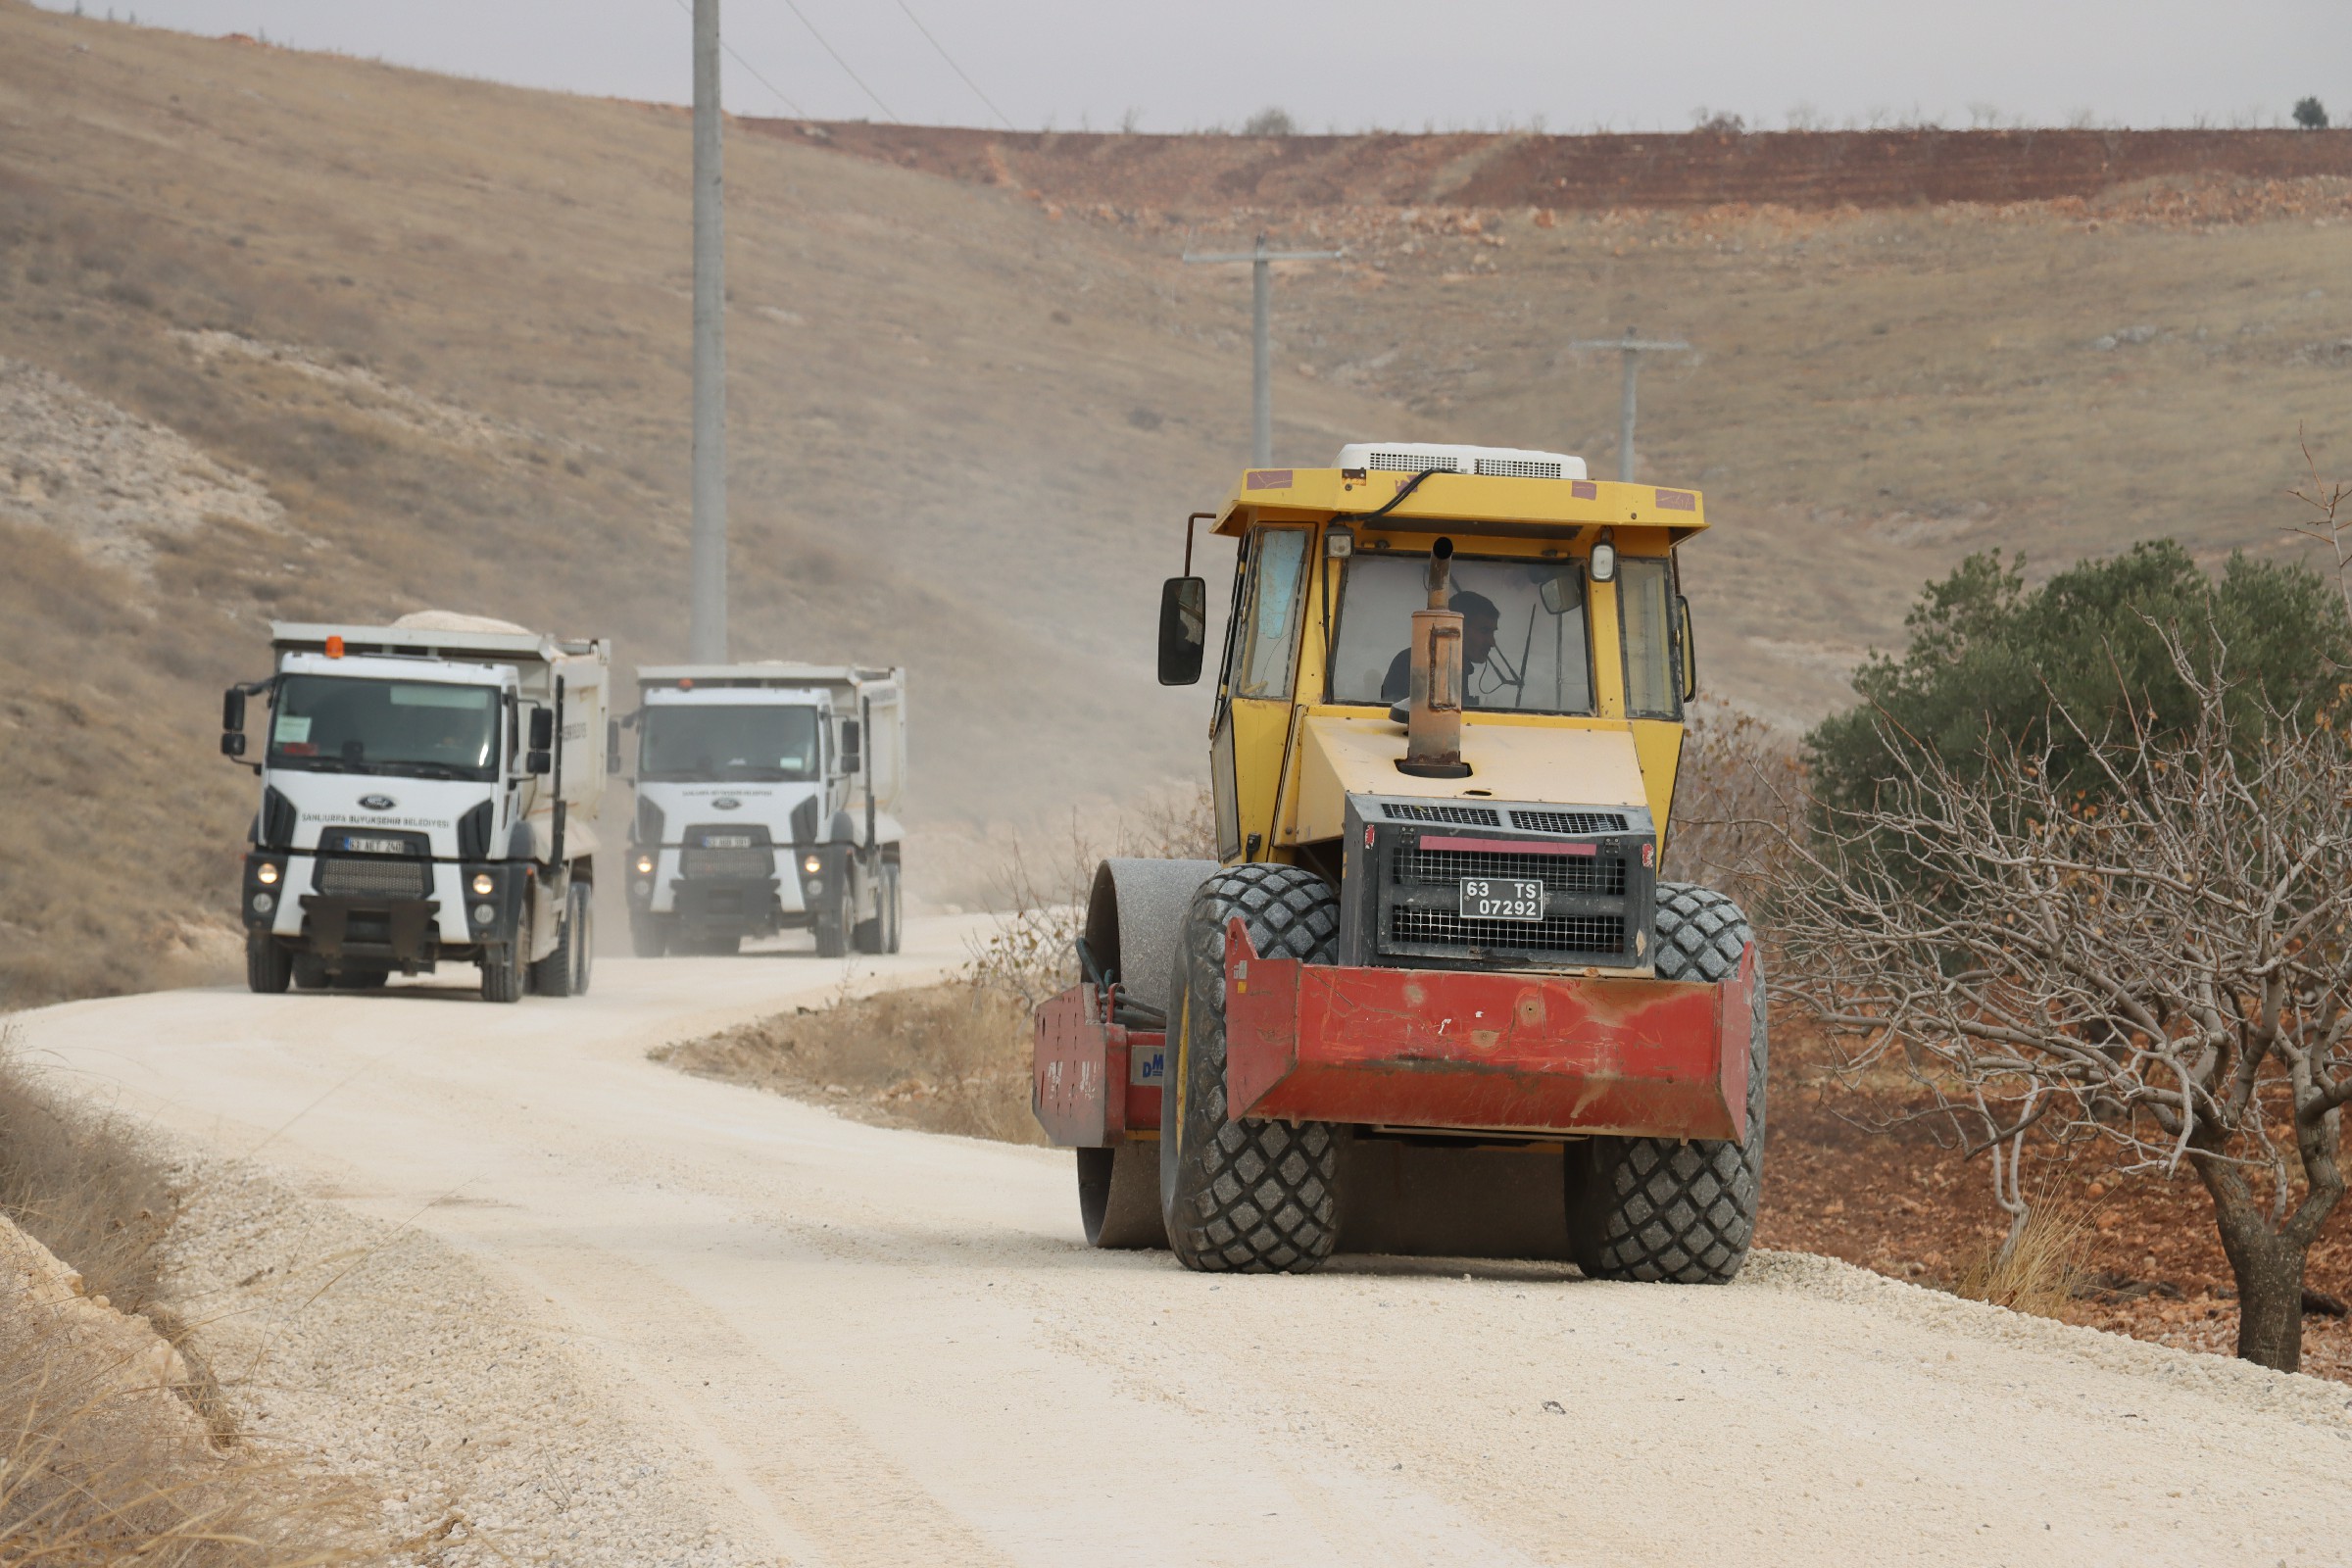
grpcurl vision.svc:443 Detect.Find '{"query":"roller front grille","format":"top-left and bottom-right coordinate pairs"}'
top-left (1511, 809), bottom-right (1629, 836)
top-left (1397, 847), bottom-right (1628, 898)
top-left (315, 856), bottom-right (431, 900)
top-left (1384, 803), bottom-right (1500, 827)
top-left (1389, 907), bottom-right (1628, 958)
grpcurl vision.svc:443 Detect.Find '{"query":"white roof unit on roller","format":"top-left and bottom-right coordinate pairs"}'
top-left (1333, 441), bottom-right (1588, 481)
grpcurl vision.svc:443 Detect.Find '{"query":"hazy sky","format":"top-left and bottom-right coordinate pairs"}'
top-left (39, 1), bottom-right (2352, 134)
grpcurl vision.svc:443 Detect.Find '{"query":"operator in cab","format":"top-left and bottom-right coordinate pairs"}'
top-left (1381, 590), bottom-right (1504, 707)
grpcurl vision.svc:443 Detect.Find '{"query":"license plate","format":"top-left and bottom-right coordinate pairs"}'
top-left (703, 834), bottom-right (754, 850)
top-left (1461, 877), bottom-right (1546, 920)
top-left (342, 835), bottom-right (407, 856)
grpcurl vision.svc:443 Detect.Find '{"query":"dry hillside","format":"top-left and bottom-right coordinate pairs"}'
top-left (0, 3), bottom-right (1396, 1002)
top-left (4, 3), bottom-right (2351, 1002)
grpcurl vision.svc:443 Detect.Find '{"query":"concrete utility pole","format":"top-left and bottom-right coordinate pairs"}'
top-left (1183, 233), bottom-right (1344, 466)
top-left (689, 0), bottom-right (728, 662)
top-left (1570, 327), bottom-right (1690, 483)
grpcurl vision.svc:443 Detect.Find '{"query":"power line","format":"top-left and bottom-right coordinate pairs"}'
top-left (779, 0), bottom-right (899, 122)
top-left (894, 0), bottom-right (1014, 131)
top-left (664, 0), bottom-right (808, 118)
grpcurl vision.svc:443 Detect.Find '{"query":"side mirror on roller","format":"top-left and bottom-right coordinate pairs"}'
top-left (1158, 576), bottom-right (1207, 686)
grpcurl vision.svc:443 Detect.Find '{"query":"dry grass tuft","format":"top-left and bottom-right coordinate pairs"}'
top-left (660, 982), bottom-right (1042, 1145)
top-left (0, 1036), bottom-right (380, 1562)
top-left (1951, 1199), bottom-right (2095, 1322)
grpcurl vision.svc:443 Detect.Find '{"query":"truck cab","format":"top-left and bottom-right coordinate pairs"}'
top-left (621, 663), bottom-right (906, 958)
top-left (224, 615), bottom-right (609, 1003)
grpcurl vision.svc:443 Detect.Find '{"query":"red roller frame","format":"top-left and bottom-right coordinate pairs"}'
top-left (1030, 928), bottom-right (1753, 1147)
top-left (1220, 918), bottom-right (1753, 1141)
top-left (1032, 984), bottom-right (1165, 1147)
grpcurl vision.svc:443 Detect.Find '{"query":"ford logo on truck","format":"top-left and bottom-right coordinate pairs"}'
top-left (710, 798), bottom-right (742, 810)
top-left (359, 794), bottom-right (398, 810)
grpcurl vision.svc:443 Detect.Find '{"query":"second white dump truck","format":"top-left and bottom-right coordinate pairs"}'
top-left (222, 613), bottom-right (611, 1003)
top-left (618, 664), bottom-right (906, 957)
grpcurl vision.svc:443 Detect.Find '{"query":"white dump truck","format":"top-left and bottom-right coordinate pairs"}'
top-left (220, 613), bottom-right (611, 1003)
top-left (618, 663), bottom-right (906, 958)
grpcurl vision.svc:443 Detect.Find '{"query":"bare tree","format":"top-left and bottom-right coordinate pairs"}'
top-left (2287, 436), bottom-right (2352, 625)
top-left (1763, 644), bottom-right (2352, 1371)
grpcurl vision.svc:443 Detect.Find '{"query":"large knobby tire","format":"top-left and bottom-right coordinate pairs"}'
top-left (246, 931), bottom-right (292, 995)
top-left (1568, 883), bottom-right (1767, 1284)
top-left (1160, 863), bottom-right (1345, 1274)
top-left (531, 880), bottom-right (591, 998)
top-left (1077, 1145), bottom-right (1165, 1249)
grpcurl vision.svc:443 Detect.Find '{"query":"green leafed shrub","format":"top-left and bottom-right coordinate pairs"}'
top-left (1804, 540), bottom-right (2352, 814)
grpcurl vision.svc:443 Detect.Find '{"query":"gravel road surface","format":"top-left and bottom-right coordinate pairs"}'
top-left (15, 915), bottom-right (2352, 1565)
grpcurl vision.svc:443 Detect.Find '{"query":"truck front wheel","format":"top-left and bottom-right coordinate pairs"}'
top-left (854, 857), bottom-right (903, 955)
top-left (1567, 883), bottom-right (1768, 1284)
top-left (630, 913), bottom-right (668, 958)
top-left (813, 881), bottom-right (849, 958)
top-left (531, 880), bottom-right (592, 998)
top-left (245, 932), bottom-right (292, 995)
top-left (1160, 863), bottom-right (1344, 1274)
top-left (480, 905), bottom-right (530, 1004)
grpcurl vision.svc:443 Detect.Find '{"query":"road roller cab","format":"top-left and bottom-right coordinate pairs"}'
top-left (1033, 443), bottom-right (1766, 1280)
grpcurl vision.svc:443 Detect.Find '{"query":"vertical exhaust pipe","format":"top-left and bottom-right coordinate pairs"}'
top-left (1401, 537), bottom-right (1471, 779)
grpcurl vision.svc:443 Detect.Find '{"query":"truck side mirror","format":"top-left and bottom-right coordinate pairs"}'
top-left (1679, 595), bottom-right (1698, 702)
top-left (527, 748), bottom-right (554, 776)
top-left (839, 718), bottom-right (861, 776)
top-left (529, 708), bottom-right (556, 751)
top-left (220, 687), bottom-right (248, 757)
top-left (1158, 576), bottom-right (1207, 686)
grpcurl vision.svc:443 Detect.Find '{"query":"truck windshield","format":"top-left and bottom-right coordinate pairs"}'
top-left (268, 675), bottom-right (500, 780)
top-left (639, 705), bottom-right (820, 782)
top-left (1329, 552), bottom-right (1593, 713)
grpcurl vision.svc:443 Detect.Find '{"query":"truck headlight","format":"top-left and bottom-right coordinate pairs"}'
top-left (470, 872), bottom-right (496, 897)
top-left (634, 855), bottom-right (655, 876)
top-left (802, 854), bottom-right (822, 875)
top-left (256, 861), bottom-right (280, 886)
